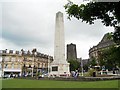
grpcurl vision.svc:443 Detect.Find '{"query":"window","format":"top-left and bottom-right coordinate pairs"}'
top-left (18, 64), bottom-right (21, 68)
top-left (5, 57), bottom-right (10, 61)
top-left (9, 50), bottom-right (13, 54)
top-left (4, 64), bottom-right (8, 68)
top-left (11, 57), bottom-right (16, 61)
top-left (11, 63), bottom-right (14, 69)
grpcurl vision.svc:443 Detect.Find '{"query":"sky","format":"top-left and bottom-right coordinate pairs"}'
top-left (0, 0), bottom-right (114, 59)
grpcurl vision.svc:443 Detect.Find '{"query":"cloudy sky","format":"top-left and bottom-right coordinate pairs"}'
top-left (0, 0), bottom-right (114, 59)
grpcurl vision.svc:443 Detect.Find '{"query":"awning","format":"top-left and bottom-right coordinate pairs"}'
top-left (3, 69), bottom-right (21, 72)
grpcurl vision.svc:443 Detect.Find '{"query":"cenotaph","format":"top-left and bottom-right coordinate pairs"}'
top-left (50, 11), bottom-right (70, 77)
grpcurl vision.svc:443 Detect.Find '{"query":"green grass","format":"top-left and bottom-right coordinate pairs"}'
top-left (0, 78), bottom-right (2, 90)
top-left (2, 79), bottom-right (119, 88)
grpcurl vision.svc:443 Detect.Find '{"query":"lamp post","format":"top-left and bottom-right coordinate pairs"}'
top-left (2, 49), bottom-right (8, 77)
top-left (48, 56), bottom-right (50, 77)
top-left (81, 59), bottom-right (83, 76)
top-left (32, 48), bottom-right (37, 77)
top-left (2, 51), bottom-right (4, 77)
top-left (31, 56), bottom-right (34, 77)
top-left (21, 49), bottom-right (25, 77)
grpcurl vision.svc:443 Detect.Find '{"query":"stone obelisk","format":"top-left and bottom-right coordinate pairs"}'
top-left (50, 11), bottom-right (70, 76)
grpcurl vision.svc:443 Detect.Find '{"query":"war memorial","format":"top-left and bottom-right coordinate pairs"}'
top-left (49, 12), bottom-right (70, 77)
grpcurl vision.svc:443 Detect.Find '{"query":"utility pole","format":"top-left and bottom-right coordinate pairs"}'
top-left (81, 58), bottom-right (83, 76)
top-left (32, 48), bottom-right (37, 78)
top-left (2, 51), bottom-right (4, 77)
top-left (32, 56), bottom-right (34, 77)
top-left (48, 56), bottom-right (50, 77)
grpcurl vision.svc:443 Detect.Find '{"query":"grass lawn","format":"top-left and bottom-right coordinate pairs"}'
top-left (2, 79), bottom-right (119, 88)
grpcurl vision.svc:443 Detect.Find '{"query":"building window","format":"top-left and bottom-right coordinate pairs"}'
top-left (11, 57), bottom-right (16, 61)
top-left (9, 50), bottom-right (13, 54)
top-left (4, 64), bottom-right (8, 68)
top-left (42, 63), bottom-right (43, 68)
top-left (38, 63), bottom-right (40, 68)
top-left (5, 57), bottom-right (10, 61)
top-left (18, 64), bottom-right (21, 69)
top-left (11, 63), bottom-right (14, 69)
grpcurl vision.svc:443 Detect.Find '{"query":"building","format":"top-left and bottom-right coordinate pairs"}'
top-left (67, 43), bottom-right (77, 61)
top-left (0, 49), bottom-right (53, 77)
top-left (89, 33), bottom-right (116, 62)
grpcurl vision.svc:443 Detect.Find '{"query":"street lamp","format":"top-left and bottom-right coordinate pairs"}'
top-left (32, 48), bottom-right (37, 77)
top-left (1, 52), bottom-right (5, 77)
top-left (21, 49), bottom-right (25, 77)
top-left (81, 59), bottom-right (83, 76)
top-left (48, 56), bottom-right (50, 77)
top-left (32, 65), bottom-right (33, 77)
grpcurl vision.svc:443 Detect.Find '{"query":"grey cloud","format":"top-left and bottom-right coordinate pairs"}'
top-left (2, 2), bottom-right (54, 47)
top-left (1, 0), bottom-right (114, 58)
top-left (65, 18), bottom-right (104, 39)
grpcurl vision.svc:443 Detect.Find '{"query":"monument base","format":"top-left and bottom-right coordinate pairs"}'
top-left (49, 63), bottom-right (70, 77)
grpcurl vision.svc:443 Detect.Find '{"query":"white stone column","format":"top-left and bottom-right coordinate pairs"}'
top-left (50, 11), bottom-right (70, 77)
top-left (54, 12), bottom-right (67, 64)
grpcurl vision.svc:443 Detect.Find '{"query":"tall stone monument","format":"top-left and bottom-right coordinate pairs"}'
top-left (50, 11), bottom-right (70, 76)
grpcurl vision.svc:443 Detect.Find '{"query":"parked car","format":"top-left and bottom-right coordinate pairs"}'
top-left (3, 74), bottom-right (10, 78)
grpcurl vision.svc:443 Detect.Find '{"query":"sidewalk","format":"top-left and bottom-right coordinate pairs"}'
top-left (85, 76), bottom-right (120, 79)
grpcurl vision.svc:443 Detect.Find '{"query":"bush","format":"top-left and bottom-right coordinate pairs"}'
top-left (86, 69), bottom-right (95, 76)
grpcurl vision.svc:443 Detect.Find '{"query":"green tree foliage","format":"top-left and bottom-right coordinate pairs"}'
top-left (64, 1), bottom-right (120, 44)
top-left (65, 1), bottom-right (120, 26)
top-left (83, 63), bottom-right (89, 72)
top-left (113, 26), bottom-right (120, 44)
top-left (89, 56), bottom-right (97, 67)
top-left (68, 59), bottom-right (80, 71)
top-left (98, 46), bottom-right (120, 70)
top-left (87, 68), bottom-right (95, 76)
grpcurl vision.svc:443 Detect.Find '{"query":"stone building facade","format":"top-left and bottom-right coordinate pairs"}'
top-left (67, 43), bottom-right (77, 61)
top-left (0, 49), bottom-right (53, 77)
top-left (89, 33), bottom-right (115, 62)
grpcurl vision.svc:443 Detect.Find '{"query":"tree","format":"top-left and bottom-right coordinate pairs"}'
top-left (68, 59), bottom-right (80, 71)
top-left (83, 63), bottom-right (89, 72)
top-left (98, 46), bottom-right (120, 70)
top-left (64, 1), bottom-right (120, 44)
top-left (113, 26), bottom-right (120, 44)
top-left (89, 56), bottom-right (97, 67)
